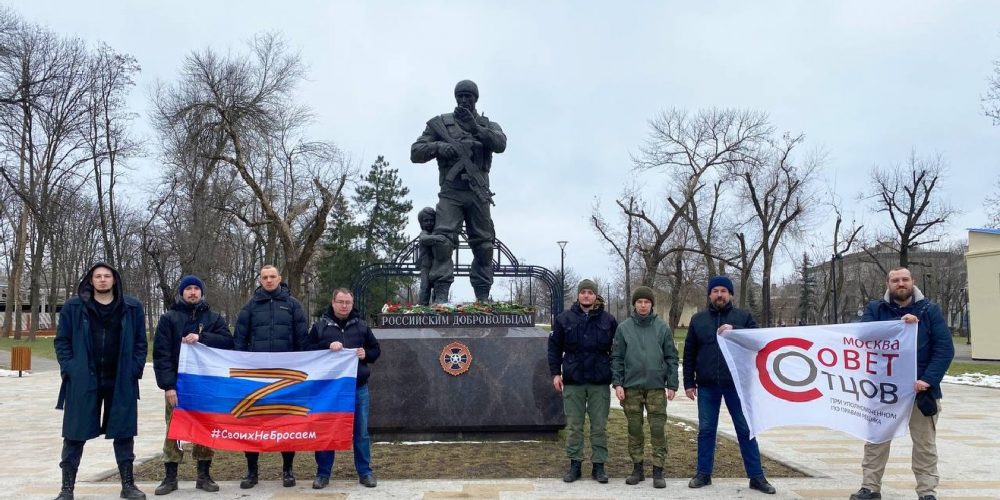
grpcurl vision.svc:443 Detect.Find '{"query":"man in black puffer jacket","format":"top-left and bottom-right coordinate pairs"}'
top-left (233, 265), bottom-right (309, 489)
top-left (152, 275), bottom-right (234, 495)
top-left (683, 276), bottom-right (775, 495)
top-left (307, 288), bottom-right (381, 490)
top-left (547, 279), bottom-right (618, 484)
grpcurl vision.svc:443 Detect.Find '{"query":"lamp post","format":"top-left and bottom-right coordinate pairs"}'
top-left (830, 253), bottom-right (842, 324)
top-left (557, 241), bottom-right (568, 307)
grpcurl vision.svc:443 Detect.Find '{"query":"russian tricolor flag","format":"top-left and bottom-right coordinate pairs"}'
top-left (167, 343), bottom-right (358, 452)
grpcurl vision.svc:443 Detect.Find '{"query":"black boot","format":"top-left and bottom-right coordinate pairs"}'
top-left (562, 460), bottom-right (582, 483)
top-left (154, 462), bottom-right (178, 495)
top-left (282, 467), bottom-right (296, 487)
top-left (652, 466), bottom-right (666, 488)
top-left (195, 460), bottom-right (219, 492)
top-left (239, 462), bottom-right (258, 489)
top-left (625, 462), bottom-right (645, 485)
top-left (54, 467), bottom-right (76, 500)
top-left (119, 462), bottom-right (146, 499)
top-left (591, 463), bottom-right (608, 483)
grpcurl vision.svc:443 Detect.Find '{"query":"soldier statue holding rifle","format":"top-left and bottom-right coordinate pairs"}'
top-left (410, 79), bottom-right (507, 303)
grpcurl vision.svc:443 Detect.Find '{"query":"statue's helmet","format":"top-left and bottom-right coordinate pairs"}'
top-left (454, 79), bottom-right (479, 98)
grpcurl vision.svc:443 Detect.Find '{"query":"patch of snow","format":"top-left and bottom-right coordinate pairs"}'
top-left (0, 369), bottom-right (31, 377)
top-left (671, 420), bottom-right (696, 432)
top-left (944, 373), bottom-right (1000, 389)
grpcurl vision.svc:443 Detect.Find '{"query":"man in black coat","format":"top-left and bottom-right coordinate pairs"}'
top-left (683, 276), bottom-right (775, 495)
top-left (152, 275), bottom-right (234, 495)
top-left (54, 263), bottom-right (147, 500)
top-left (233, 265), bottom-right (309, 489)
top-left (547, 279), bottom-right (618, 484)
top-left (308, 288), bottom-right (381, 490)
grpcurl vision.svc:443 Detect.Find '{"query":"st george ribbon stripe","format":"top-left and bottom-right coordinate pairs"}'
top-left (168, 343), bottom-right (359, 452)
top-left (175, 374), bottom-right (357, 414)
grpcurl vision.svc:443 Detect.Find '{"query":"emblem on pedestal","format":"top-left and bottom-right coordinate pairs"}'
top-left (439, 341), bottom-right (472, 376)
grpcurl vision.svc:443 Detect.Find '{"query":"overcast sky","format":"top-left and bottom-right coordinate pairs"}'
top-left (8, 1), bottom-right (999, 300)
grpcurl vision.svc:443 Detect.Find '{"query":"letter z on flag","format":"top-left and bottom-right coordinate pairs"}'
top-left (168, 343), bottom-right (358, 452)
top-left (717, 321), bottom-right (916, 444)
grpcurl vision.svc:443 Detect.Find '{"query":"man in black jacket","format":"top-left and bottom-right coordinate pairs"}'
top-left (547, 279), bottom-right (618, 484)
top-left (683, 276), bottom-right (775, 495)
top-left (308, 288), bottom-right (381, 490)
top-left (152, 275), bottom-right (234, 495)
top-left (54, 263), bottom-right (147, 500)
top-left (233, 265), bottom-right (309, 488)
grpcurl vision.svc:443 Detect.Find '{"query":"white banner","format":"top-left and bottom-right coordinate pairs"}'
top-left (717, 321), bottom-right (916, 443)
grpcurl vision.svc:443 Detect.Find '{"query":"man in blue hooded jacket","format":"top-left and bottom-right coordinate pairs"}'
top-left (54, 263), bottom-right (147, 500)
top-left (850, 267), bottom-right (954, 500)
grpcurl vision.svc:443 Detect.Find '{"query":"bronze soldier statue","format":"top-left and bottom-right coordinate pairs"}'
top-left (411, 80), bottom-right (507, 302)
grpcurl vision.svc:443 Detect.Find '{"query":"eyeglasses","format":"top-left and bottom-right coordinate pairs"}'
top-left (334, 300), bottom-right (353, 305)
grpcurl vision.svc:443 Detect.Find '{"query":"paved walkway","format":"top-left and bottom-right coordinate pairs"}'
top-left (1, 357), bottom-right (998, 499)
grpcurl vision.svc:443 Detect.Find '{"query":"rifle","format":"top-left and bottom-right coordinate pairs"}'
top-left (427, 116), bottom-right (495, 206)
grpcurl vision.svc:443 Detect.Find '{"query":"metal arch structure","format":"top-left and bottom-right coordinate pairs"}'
top-left (353, 232), bottom-right (563, 322)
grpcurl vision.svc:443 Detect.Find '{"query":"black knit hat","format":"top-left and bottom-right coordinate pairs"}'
top-left (631, 286), bottom-right (655, 306)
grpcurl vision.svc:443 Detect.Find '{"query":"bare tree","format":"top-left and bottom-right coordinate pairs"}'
top-left (985, 177), bottom-right (1000, 228)
top-left (731, 133), bottom-right (820, 325)
top-left (818, 209), bottom-right (863, 323)
top-left (154, 33), bottom-right (348, 294)
top-left (591, 186), bottom-right (639, 303)
top-left (867, 151), bottom-right (957, 267)
top-left (0, 22), bottom-right (94, 339)
top-left (634, 108), bottom-right (771, 279)
top-left (84, 42), bottom-right (140, 266)
top-left (985, 57), bottom-right (1000, 125)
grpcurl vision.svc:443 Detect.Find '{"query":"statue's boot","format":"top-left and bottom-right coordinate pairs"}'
top-left (432, 283), bottom-right (451, 304)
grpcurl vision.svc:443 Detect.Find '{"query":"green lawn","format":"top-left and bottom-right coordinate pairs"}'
top-left (0, 335), bottom-right (154, 362)
top-left (0, 336), bottom-right (56, 359)
top-left (6, 328), bottom-right (996, 377)
top-left (948, 361), bottom-right (1000, 376)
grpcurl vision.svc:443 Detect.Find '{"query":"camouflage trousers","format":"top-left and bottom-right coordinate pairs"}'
top-left (162, 402), bottom-right (214, 463)
top-left (621, 388), bottom-right (668, 468)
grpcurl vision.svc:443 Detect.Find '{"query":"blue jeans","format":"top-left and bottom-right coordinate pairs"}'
top-left (315, 385), bottom-right (372, 478)
top-left (695, 384), bottom-right (763, 479)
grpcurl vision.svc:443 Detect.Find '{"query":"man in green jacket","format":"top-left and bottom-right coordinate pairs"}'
top-left (611, 286), bottom-right (679, 489)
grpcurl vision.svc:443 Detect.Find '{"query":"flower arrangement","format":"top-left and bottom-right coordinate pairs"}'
top-left (381, 301), bottom-right (536, 315)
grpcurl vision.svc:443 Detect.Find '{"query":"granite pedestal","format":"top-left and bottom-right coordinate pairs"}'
top-left (367, 325), bottom-right (564, 441)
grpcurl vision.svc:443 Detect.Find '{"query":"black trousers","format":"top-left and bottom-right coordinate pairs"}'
top-left (245, 451), bottom-right (296, 471)
top-left (59, 377), bottom-right (135, 471)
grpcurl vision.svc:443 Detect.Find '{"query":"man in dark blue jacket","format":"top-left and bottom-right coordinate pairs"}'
top-left (233, 265), bottom-right (309, 489)
top-left (850, 267), bottom-right (954, 500)
top-left (683, 276), bottom-right (775, 495)
top-left (547, 279), bottom-right (618, 484)
top-left (308, 288), bottom-right (381, 490)
top-left (152, 275), bottom-right (234, 495)
top-left (54, 263), bottom-right (147, 500)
